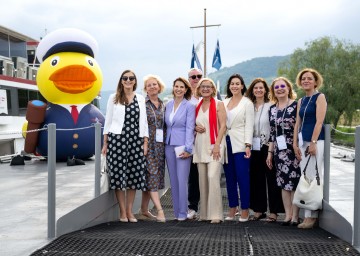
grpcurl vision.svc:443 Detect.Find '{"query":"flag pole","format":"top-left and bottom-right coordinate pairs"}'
top-left (190, 8), bottom-right (221, 77)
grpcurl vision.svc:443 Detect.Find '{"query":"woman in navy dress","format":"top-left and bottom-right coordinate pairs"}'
top-left (293, 68), bottom-right (327, 229)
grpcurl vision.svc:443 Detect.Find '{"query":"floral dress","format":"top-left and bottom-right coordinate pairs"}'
top-left (145, 97), bottom-right (165, 191)
top-left (269, 101), bottom-right (301, 191)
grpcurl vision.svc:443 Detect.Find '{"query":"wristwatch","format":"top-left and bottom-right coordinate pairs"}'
top-left (312, 140), bottom-right (317, 144)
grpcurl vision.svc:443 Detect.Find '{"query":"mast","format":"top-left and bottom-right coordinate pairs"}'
top-left (190, 8), bottom-right (221, 77)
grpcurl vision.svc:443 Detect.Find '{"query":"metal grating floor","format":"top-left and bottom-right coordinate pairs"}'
top-left (31, 188), bottom-right (360, 256)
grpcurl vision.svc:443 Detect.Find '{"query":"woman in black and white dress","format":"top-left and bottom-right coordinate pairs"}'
top-left (102, 69), bottom-right (148, 223)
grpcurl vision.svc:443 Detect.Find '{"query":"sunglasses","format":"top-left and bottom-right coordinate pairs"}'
top-left (122, 76), bottom-right (136, 82)
top-left (189, 74), bottom-right (202, 80)
top-left (274, 84), bottom-right (286, 90)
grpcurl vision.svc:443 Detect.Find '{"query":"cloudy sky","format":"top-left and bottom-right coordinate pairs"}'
top-left (2, 0), bottom-right (360, 91)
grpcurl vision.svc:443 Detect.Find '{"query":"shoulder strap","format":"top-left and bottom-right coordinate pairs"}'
top-left (302, 154), bottom-right (320, 185)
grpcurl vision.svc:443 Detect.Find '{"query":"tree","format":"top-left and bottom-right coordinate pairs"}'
top-left (278, 36), bottom-right (360, 128)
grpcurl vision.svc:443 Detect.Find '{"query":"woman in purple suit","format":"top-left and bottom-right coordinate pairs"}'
top-left (165, 77), bottom-right (196, 221)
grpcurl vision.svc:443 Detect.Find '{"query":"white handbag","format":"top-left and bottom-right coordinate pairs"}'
top-left (293, 155), bottom-right (323, 210)
top-left (100, 155), bottom-right (110, 194)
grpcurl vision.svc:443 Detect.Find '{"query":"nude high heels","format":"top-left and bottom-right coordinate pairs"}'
top-left (156, 209), bottom-right (166, 223)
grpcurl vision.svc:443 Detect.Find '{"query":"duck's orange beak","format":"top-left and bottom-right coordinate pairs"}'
top-left (49, 65), bottom-right (96, 94)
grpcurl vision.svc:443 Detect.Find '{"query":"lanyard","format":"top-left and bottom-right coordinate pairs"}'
top-left (299, 93), bottom-right (316, 133)
top-left (254, 103), bottom-right (265, 137)
top-left (149, 101), bottom-right (164, 129)
top-left (275, 99), bottom-right (290, 137)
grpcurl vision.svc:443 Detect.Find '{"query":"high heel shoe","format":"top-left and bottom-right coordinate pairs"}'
top-left (138, 209), bottom-right (156, 220)
top-left (298, 218), bottom-right (316, 229)
top-left (119, 218), bottom-right (128, 223)
top-left (156, 209), bottom-right (166, 223)
top-left (128, 218), bottom-right (138, 223)
top-left (239, 210), bottom-right (249, 222)
top-left (281, 220), bottom-right (291, 226)
top-left (225, 216), bottom-right (236, 221)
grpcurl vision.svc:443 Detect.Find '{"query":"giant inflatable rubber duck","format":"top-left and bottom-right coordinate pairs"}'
top-left (24, 28), bottom-right (105, 161)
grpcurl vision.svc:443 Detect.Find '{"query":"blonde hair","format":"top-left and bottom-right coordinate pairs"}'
top-left (296, 68), bottom-right (324, 89)
top-left (269, 77), bottom-right (297, 103)
top-left (143, 74), bottom-right (166, 93)
top-left (196, 78), bottom-right (217, 98)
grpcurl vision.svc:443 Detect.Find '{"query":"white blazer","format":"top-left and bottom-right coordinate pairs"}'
top-left (103, 93), bottom-right (149, 138)
top-left (223, 96), bottom-right (254, 153)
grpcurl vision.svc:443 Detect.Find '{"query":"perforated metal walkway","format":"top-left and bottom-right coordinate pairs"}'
top-left (31, 188), bottom-right (359, 256)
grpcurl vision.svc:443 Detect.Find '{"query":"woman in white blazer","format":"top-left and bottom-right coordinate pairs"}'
top-left (102, 70), bottom-right (148, 223)
top-left (223, 74), bottom-right (254, 222)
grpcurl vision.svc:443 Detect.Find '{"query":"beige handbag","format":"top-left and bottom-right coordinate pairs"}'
top-left (293, 155), bottom-right (323, 210)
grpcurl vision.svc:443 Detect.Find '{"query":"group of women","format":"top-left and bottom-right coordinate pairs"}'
top-left (102, 67), bottom-right (327, 229)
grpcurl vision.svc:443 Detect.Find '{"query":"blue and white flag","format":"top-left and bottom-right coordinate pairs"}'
top-left (212, 40), bottom-right (222, 70)
top-left (190, 44), bottom-right (202, 70)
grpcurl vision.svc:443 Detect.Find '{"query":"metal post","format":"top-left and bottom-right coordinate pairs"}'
top-left (94, 122), bottom-right (101, 197)
top-left (204, 8), bottom-right (207, 77)
top-left (47, 123), bottom-right (56, 238)
top-left (323, 124), bottom-right (331, 202)
top-left (353, 126), bottom-right (360, 248)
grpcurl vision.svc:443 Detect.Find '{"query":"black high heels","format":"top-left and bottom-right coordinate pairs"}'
top-left (280, 220), bottom-right (291, 226)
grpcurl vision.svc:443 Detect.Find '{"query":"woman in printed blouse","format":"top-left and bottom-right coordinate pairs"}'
top-left (139, 74), bottom-right (166, 222)
top-left (266, 77), bottom-right (301, 226)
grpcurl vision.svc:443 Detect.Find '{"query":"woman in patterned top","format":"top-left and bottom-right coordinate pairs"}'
top-left (139, 74), bottom-right (166, 222)
top-left (266, 77), bottom-right (301, 226)
top-left (102, 70), bottom-right (148, 223)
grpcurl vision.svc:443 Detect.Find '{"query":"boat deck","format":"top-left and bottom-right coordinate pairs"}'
top-left (0, 145), bottom-right (358, 255)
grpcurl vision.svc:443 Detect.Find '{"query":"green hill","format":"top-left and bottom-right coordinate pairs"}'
top-left (208, 55), bottom-right (290, 94)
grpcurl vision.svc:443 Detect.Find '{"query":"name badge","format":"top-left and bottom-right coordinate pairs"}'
top-left (276, 135), bottom-right (287, 150)
top-left (156, 129), bottom-right (163, 143)
top-left (252, 137), bottom-right (261, 151)
top-left (298, 132), bottom-right (304, 147)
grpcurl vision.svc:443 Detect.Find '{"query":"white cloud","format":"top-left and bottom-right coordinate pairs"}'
top-left (2, 0), bottom-right (360, 92)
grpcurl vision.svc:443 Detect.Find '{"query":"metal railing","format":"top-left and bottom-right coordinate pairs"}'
top-left (46, 122), bottom-right (102, 238)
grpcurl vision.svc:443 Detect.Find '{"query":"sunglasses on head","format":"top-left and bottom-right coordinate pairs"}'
top-left (189, 74), bottom-right (202, 80)
top-left (274, 84), bottom-right (286, 90)
top-left (122, 76), bottom-right (136, 82)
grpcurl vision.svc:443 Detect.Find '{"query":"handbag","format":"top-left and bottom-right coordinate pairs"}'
top-left (293, 155), bottom-right (323, 210)
top-left (100, 155), bottom-right (110, 194)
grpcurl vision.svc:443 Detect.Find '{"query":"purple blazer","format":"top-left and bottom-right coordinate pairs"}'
top-left (165, 98), bottom-right (195, 153)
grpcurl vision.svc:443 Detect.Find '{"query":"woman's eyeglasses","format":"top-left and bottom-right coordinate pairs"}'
top-left (122, 76), bottom-right (136, 81)
top-left (274, 84), bottom-right (286, 90)
top-left (189, 74), bottom-right (202, 80)
top-left (200, 85), bottom-right (212, 90)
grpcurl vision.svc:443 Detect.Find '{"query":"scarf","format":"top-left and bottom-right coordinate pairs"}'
top-left (195, 97), bottom-right (218, 144)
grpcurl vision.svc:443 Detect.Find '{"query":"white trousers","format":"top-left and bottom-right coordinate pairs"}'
top-left (198, 162), bottom-right (224, 220)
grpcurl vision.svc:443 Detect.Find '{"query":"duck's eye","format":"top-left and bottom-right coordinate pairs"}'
top-left (86, 57), bottom-right (94, 66)
top-left (50, 56), bottom-right (60, 66)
